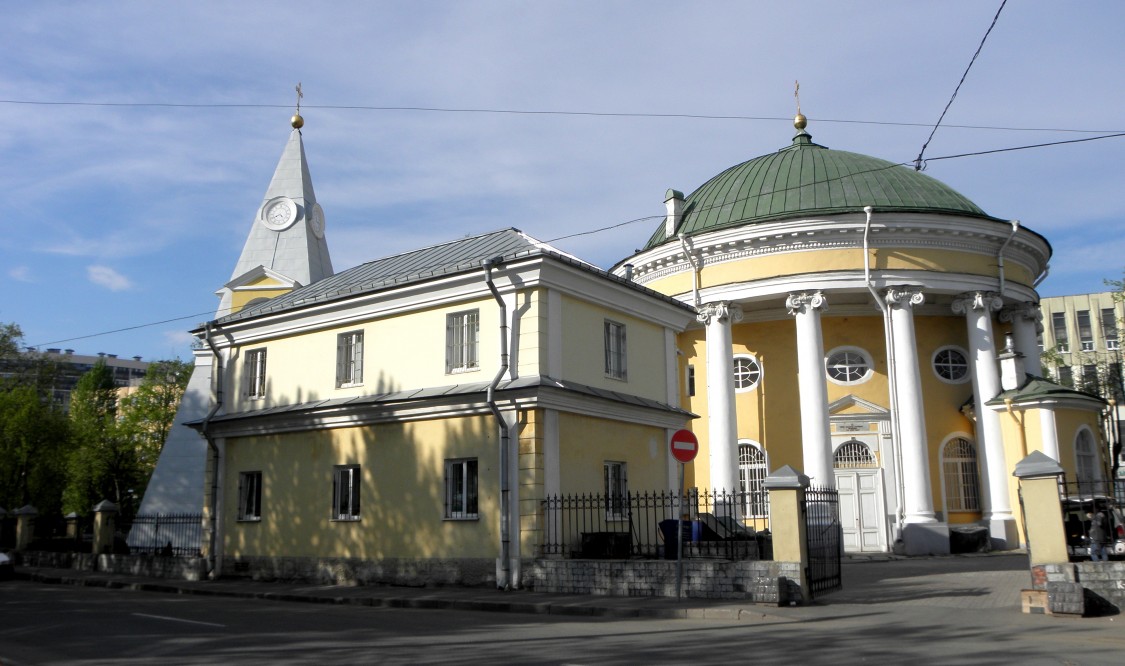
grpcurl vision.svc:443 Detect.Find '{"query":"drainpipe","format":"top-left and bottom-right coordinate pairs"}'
top-left (997, 220), bottom-right (1020, 297)
top-left (201, 322), bottom-right (225, 579)
top-left (863, 207), bottom-right (907, 537)
top-left (483, 257), bottom-right (512, 590)
top-left (678, 233), bottom-right (701, 309)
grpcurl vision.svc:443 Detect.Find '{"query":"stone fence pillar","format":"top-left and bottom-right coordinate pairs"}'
top-left (764, 465), bottom-right (810, 604)
top-left (92, 500), bottom-right (118, 555)
top-left (14, 505), bottom-right (38, 551)
top-left (1013, 452), bottom-right (1068, 567)
top-left (65, 512), bottom-right (80, 539)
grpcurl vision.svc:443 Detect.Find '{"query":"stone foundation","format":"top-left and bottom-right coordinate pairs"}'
top-left (223, 555), bottom-right (498, 588)
top-left (1030, 561), bottom-right (1125, 615)
top-left (526, 559), bottom-right (803, 604)
top-left (16, 550), bottom-right (207, 581)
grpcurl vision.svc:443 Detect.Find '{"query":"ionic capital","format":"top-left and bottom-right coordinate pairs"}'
top-left (884, 287), bottom-right (925, 309)
top-left (951, 291), bottom-right (1003, 316)
top-left (697, 301), bottom-right (743, 326)
top-left (786, 291), bottom-right (828, 316)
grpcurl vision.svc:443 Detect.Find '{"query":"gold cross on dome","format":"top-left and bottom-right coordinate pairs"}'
top-left (295, 82), bottom-right (303, 114)
top-left (794, 80), bottom-right (801, 116)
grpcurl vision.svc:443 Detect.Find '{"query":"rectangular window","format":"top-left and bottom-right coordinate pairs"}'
top-left (246, 348), bottom-right (267, 399)
top-left (444, 458), bottom-right (478, 520)
top-left (332, 465), bottom-right (361, 520)
top-left (686, 364), bottom-right (696, 397)
top-left (336, 331), bottom-right (364, 387)
top-left (1109, 363), bottom-right (1124, 401)
top-left (1051, 312), bottom-right (1069, 352)
top-left (1082, 363), bottom-right (1099, 392)
top-left (604, 320), bottom-right (627, 380)
top-left (1057, 365), bottom-right (1073, 388)
top-left (446, 310), bottom-right (479, 373)
top-left (1102, 308), bottom-right (1118, 350)
top-left (1077, 310), bottom-right (1093, 351)
top-left (604, 461), bottom-right (627, 521)
top-left (238, 471), bottom-right (262, 521)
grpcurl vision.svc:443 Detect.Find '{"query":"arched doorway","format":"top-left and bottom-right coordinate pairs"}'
top-left (834, 440), bottom-right (886, 552)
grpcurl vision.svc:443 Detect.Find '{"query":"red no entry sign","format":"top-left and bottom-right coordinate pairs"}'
top-left (669, 429), bottom-right (699, 464)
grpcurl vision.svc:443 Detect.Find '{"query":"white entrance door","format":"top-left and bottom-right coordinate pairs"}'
top-left (836, 469), bottom-right (885, 552)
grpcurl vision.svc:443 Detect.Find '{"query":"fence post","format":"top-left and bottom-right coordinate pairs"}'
top-left (92, 500), bottom-right (118, 555)
top-left (1012, 451), bottom-right (1068, 567)
top-left (14, 505), bottom-right (37, 552)
top-left (764, 466), bottom-right (810, 604)
top-left (65, 512), bottom-right (80, 540)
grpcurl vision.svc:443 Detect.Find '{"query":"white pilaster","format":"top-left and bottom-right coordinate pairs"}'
top-left (1000, 303), bottom-right (1043, 377)
top-left (885, 287), bottom-right (936, 524)
top-left (786, 291), bottom-right (833, 487)
top-left (1039, 407), bottom-right (1060, 462)
top-left (952, 291), bottom-right (1017, 546)
top-left (699, 302), bottom-right (742, 493)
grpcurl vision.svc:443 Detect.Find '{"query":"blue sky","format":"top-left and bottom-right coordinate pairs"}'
top-left (2, 1), bottom-right (1122, 361)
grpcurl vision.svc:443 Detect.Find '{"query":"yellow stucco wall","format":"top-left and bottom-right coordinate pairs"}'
top-left (231, 288), bottom-right (293, 313)
top-left (644, 246), bottom-right (1035, 297)
top-left (556, 412), bottom-right (668, 495)
top-left (223, 414), bottom-right (501, 560)
top-left (558, 294), bottom-right (670, 403)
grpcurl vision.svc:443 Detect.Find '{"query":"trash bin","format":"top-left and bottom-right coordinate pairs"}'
top-left (659, 519), bottom-right (702, 560)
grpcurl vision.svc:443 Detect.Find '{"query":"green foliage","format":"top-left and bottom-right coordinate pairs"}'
top-left (0, 321), bottom-right (22, 359)
top-left (118, 359), bottom-right (192, 499)
top-left (0, 385), bottom-right (70, 517)
top-left (63, 360), bottom-right (135, 516)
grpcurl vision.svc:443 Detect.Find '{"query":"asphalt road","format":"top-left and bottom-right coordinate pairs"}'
top-left (2, 573), bottom-right (1123, 666)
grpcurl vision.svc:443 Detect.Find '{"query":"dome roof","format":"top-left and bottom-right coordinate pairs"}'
top-left (643, 130), bottom-right (994, 250)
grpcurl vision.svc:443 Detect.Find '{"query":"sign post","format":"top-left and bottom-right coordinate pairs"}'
top-left (669, 429), bottom-right (698, 598)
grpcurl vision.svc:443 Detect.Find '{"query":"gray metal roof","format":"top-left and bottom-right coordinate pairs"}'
top-left (212, 228), bottom-right (690, 325)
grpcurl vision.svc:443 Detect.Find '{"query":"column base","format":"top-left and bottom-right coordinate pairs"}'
top-left (902, 521), bottom-right (951, 556)
top-left (986, 516), bottom-right (1020, 550)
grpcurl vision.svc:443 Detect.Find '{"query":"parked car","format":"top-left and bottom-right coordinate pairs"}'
top-left (1063, 496), bottom-right (1125, 560)
top-left (0, 552), bottom-right (13, 580)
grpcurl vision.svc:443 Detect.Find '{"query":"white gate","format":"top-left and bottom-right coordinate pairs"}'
top-left (834, 439), bottom-right (886, 553)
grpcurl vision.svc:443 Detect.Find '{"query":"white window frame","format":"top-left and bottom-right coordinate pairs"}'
top-left (444, 458), bottom-right (479, 520)
top-left (604, 461), bottom-right (628, 521)
top-left (1075, 428), bottom-right (1101, 488)
top-left (932, 346), bottom-right (970, 384)
top-left (245, 348), bottom-right (267, 399)
top-left (941, 437), bottom-right (981, 513)
top-left (738, 441), bottom-right (768, 518)
top-left (1051, 312), bottom-right (1069, 353)
top-left (332, 464), bottom-right (361, 521)
top-left (1101, 307), bottom-right (1118, 350)
top-left (336, 330), bottom-right (364, 388)
top-left (825, 346), bottom-right (873, 386)
top-left (445, 309), bottom-right (480, 374)
top-left (733, 354), bottom-right (762, 392)
top-left (238, 471), bottom-right (262, 522)
top-left (604, 320), bottom-right (627, 380)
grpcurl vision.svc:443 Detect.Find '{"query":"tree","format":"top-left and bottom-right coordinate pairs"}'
top-left (0, 385), bottom-right (70, 517)
top-left (63, 360), bottom-right (136, 515)
top-left (118, 359), bottom-right (192, 505)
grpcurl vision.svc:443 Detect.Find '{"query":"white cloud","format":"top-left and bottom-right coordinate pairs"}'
top-left (8, 266), bottom-right (32, 282)
top-left (87, 265), bottom-right (133, 291)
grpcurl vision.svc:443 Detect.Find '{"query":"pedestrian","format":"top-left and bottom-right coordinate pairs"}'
top-left (1087, 509), bottom-right (1110, 562)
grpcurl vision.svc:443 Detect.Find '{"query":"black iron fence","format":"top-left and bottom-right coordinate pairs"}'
top-left (1058, 478), bottom-right (1123, 560)
top-left (803, 484), bottom-right (842, 597)
top-left (125, 513), bottom-right (204, 557)
top-left (542, 488), bottom-right (770, 560)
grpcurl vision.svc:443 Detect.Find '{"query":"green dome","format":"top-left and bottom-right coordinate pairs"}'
top-left (644, 130), bottom-right (993, 250)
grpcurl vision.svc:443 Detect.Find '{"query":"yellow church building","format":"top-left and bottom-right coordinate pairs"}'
top-left (140, 111), bottom-right (1112, 586)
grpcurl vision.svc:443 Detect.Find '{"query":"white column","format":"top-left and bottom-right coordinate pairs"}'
top-left (699, 302), bottom-right (742, 493)
top-left (1039, 408), bottom-right (1060, 462)
top-left (786, 291), bottom-right (833, 487)
top-left (885, 287), bottom-right (936, 523)
top-left (1000, 303), bottom-right (1043, 377)
top-left (952, 292), bottom-right (1016, 544)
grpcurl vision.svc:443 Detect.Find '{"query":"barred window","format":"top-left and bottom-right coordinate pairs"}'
top-left (444, 458), bottom-right (478, 520)
top-left (336, 331), bottom-right (364, 387)
top-left (246, 349), bottom-right (267, 399)
top-left (738, 442), bottom-right (768, 517)
top-left (833, 440), bottom-right (877, 468)
top-left (332, 465), bottom-right (361, 521)
top-left (942, 438), bottom-right (981, 512)
top-left (446, 310), bottom-right (479, 373)
top-left (604, 461), bottom-right (627, 520)
top-left (1075, 429), bottom-right (1100, 487)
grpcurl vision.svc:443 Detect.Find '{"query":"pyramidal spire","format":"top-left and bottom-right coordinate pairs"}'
top-left (218, 113), bottom-right (334, 316)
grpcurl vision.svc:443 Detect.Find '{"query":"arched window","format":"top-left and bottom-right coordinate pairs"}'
top-left (932, 347), bottom-right (970, 383)
top-left (1075, 429), bottom-right (1101, 489)
top-left (738, 442), bottom-right (768, 517)
top-left (825, 347), bottom-right (873, 385)
top-left (942, 438), bottom-right (981, 512)
top-left (833, 440), bottom-right (877, 468)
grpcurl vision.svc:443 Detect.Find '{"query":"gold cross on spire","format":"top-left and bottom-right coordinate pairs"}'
top-left (794, 80), bottom-right (801, 116)
top-left (295, 82), bottom-right (303, 114)
top-left (291, 83), bottom-right (305, 129)
top-left (793, 80), bottom-right (807, 131)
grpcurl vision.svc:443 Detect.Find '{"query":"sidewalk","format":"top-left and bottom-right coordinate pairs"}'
top-left (12, 565), bottom-right (808, 624)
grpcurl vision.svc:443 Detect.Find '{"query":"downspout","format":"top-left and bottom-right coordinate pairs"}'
top-left (997, 220), bottom-right (1020, 297)
top-left (678, 233), bottom-right (701, 309)
top-left (483, 257), bottom-right (512, 590)
top-left (864, 207), bottom-right (907, 537)
top-left (200, 322), bottom-right (225, 579)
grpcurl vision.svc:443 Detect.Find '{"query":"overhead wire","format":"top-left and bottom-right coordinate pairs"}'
top-left (915, 0), bottom-right (1008, 169)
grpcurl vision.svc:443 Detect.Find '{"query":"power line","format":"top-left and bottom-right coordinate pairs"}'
top-left (0, 97), bottom-right (1118, 135)
top-left (24, 131), bottom-right (1125, 350)
top-left (916, 0), bottom-right (1008, 169)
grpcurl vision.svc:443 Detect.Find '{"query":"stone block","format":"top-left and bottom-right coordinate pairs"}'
top-left (1046, 581), bottom-right (1084, 616)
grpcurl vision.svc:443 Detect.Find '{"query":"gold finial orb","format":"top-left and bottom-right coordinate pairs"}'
top-left (794, 113), bottom-right (807, 130)
top-left (291, 113), bottom-right (304, 129)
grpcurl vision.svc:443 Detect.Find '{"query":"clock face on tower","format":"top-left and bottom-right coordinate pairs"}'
top-left (310, 203), bottom-right (325, 238)
top-left (261, 196), bottom-right (298, 231)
